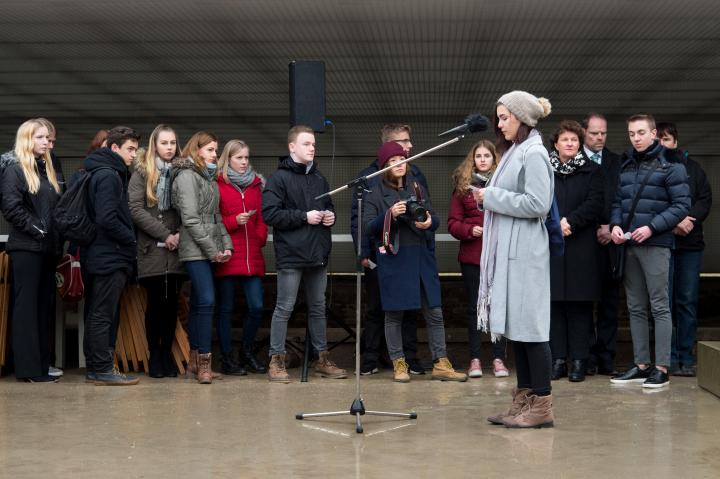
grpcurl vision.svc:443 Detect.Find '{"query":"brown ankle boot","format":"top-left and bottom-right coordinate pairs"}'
top-left (487, 388), bottom-right (530, 425)
top-left (186, 349), bottom-right (198, 378)
top-left (268, 354), bottom-right (291, 383)
top-left (392, 358), bottom-right (411, 383)
top-left (197, 353), bottom-right (213, 384)
top-left (503, 394), bottom-right (554, 428)
top-left (431, 357), bottom-right (468, 382)
top-left (314, 351), bottom-right (348, 379)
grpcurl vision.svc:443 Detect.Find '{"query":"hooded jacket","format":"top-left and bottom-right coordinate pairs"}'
top-left (82, 147), bottom-right (136, 275)
top-left (262, 155), bottom-right (333, 269)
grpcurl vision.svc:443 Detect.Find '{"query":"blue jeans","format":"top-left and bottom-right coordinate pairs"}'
top-left (216, 275), bottom-right (264, 354)
top-left (669, 250), bottom-right (703, 367)
top-left (184, 260), bottom-right (215, 354)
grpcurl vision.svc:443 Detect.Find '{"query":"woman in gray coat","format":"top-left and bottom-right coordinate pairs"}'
top-left (128, 124), bottom-right (185, 378)
top-left (476, 91), bottom-right (555, 428)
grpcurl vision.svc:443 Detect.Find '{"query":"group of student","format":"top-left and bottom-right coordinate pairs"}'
top-left (1, 89), bottom-right (710, 429)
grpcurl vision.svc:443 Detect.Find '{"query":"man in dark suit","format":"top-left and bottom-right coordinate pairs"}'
top-left (582, 113), bottom-right (622, 375)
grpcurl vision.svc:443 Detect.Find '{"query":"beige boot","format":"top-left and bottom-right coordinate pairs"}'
top-left (197, 353), bottom-right (213, 384)
top-left (392, 358), bottom-right (411, 383)
top-left (268, 354), bottom-right (291, 383)
top-left (503, 394), bottom-right (554, 428)
top-left (487, 388), bottom-right (530, 425)
top-left (186, 349), bottom-right (198, 378)
top-left (431, 357), bottom-right (468, 382)
top-left (314, 351), bottom-right (348, 379)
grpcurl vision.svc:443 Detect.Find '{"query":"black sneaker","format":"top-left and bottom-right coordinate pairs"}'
top-left (642, 367), bottom-right (670, 388)
top-left (407, 360), bottom-right (425, 375)
top-left (360, 363), bottom-right (379, 376)
top-left (610, 365), bottom-right (651, 384)
top-left (19, 375), bottom-right (59, 383)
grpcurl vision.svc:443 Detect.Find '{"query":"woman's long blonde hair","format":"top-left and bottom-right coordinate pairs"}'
top-left (14, 119), bottom-right (61, 195)
top-left (452, 140), bottom-right (498, 194)
top-left (136, 124), bottom-right (180, 207)
top-left (217, 139), bottom-right (250, 183)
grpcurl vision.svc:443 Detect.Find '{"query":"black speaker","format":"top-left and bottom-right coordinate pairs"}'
top-left (289, 60), bottom-right (326, 133)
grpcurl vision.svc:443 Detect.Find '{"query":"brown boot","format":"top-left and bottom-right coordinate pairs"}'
top-left (503, 394), bottom-right (554, 428)
top-left (197, 353), bottom-right (213, 384)
top-left (392, 358), bottom-right (411, 383)
top-left (268, 354), bottom-right (291, 383)
top-left (431, 357), bottom-right (468, 382)
top-left (487, 388), bottom-right (530, 425)
top-left (186, 349), bottom-right (198, 378)
top-left (314, 351), bottom-right (348, 379)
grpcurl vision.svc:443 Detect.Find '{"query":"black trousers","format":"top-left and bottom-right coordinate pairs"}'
top-left (360, 266), bottom-right (418, 366)
top-left (550, 301), bottom-right (593, 360)
top-left (460, 263), bottom-right (507, 360)
top-left (83, 269), bottom-right (128, 373)
top-left (140, 274), bottom-right (183, 354)
top-left (590, 247), bottom-right (620, 369)
top-left (514, 341), bottom-right (552, 396)
top-left (9, 251), bottom-right (56, 378)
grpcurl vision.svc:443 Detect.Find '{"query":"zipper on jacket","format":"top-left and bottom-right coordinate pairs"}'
top-left (241, 191), bottom-right (251, 275)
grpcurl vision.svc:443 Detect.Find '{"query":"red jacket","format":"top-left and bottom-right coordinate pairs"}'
top-left (447, 191), bottom-right (484, 265)
top-left (215, 175), bottom-right (267, 276)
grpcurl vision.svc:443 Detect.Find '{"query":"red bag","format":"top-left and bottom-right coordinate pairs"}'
top-left (56, 250), bottom-right (84, 302)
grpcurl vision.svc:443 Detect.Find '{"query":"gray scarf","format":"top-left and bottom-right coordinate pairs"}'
top-left (155, 157), bottom-right (172, 212)
top-left (227, 166), bottom-right (257, 191)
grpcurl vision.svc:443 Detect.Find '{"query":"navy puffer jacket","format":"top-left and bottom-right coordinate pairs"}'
top-left (610, 141), bottom-right (690, 248)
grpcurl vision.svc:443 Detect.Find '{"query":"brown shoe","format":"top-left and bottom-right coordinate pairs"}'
top-left (503, 394), bottom-right (554, 428)
top-left (197, 353), bottom-right (213, 384)
top-left (487, 388), bottom-right (530, 425)
top-left (268, 354), bottom-right (291, 383)
top-left (431, 357), bottom-right (468, 382)
top-left (392, 358), bottom-right (411, 383)
top-left (314, 351), bottom-right (348, 379)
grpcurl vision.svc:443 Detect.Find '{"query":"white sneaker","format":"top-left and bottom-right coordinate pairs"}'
top-left (48, 366), bottom-right (64, 377)
top-left (468, 358), bottom-right (482, 378)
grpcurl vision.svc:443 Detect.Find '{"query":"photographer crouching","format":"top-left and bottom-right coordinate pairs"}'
top-left (363, 141), bottom-right (467, 383)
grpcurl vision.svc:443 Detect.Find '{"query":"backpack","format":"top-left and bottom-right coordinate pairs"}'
top-left (53, 167), bottom-right (113, 245)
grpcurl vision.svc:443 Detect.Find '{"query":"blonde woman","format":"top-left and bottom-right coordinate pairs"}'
top-left (0, 119), bottom-right (63, 382)
top-left (128, 124), bottom-right (185, 378)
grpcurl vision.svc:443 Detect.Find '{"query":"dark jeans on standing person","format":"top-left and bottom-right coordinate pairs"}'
top-left (550, 301), bottom-right (593, 361)
top-left (461, 263), bottom-right (507, 361)
top-left (9, 251), bottom-right (56, 379)
top-left (184, 260), bottom-right (215, 354)
top-left (216, 275), bottom-right (264, 353)
top-left (669, 249), bottom-right (703, 367)
top-left (140, 274), bottom-right (183, 354)
top-left (589, 246), bottom-right (620, 371)
top-left (514, 341), bottom-right (552, 396)
top-left (84, 269), bottom-right (129, 374)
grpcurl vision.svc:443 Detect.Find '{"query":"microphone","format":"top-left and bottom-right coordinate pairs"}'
top-left (438, 113), bottom-right (490, 137)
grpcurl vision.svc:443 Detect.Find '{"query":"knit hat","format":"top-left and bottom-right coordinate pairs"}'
top-left (377, 141), bottom-right (407, 168)
top-left (496, 91), bottom-right (552, 127)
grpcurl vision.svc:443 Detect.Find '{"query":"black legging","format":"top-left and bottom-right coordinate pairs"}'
top-left (514, 340), bottom-right (552, 396)
top-left (140, 274), bottom-right (183, 354)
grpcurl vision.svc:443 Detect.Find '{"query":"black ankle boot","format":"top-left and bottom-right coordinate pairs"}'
top-left (148, 350), bottom-right (164, 378)
top-left (240, 345), bottom-right (267, 374)
top-left (221, 350), bottom-right (247, 376)
top-left (551, 359), bottom-right (567, 380)
top-left (161, 346), bottom-right (178, 378)
top-left (569, 359), bottom-right (586, 382)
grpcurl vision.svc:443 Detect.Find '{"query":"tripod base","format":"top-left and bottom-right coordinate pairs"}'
top-left (296, 399), bottom-right (417, 434)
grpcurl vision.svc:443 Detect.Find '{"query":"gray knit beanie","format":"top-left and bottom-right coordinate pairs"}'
top-left (496, 91), bottom-right (552, 127)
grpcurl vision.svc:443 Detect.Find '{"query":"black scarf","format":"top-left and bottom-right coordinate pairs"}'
top-left (549, 150), bottom-right (586, 175)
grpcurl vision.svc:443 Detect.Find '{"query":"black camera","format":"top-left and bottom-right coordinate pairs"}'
top-left (471, 171), bottom-right (492, 188)
top-left (402, 181), bottom-right (428, 222)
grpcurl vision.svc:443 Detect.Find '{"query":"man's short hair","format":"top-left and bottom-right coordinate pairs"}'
top-left (656, 122), bottom-right (678, 142)
top-left (380, 124), bottom-right (412, 143)
top-left (107, 126), bottom-right (140, 149)
top-left (626, 114), bottom-right (656, 130)
top-left (581, 112), bottom-right (606, 130)
top-left (288, 125), bottom-right (314, 144)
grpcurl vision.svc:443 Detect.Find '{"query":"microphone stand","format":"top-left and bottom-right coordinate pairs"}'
top-left (295, 134), bottom-right (466, 433)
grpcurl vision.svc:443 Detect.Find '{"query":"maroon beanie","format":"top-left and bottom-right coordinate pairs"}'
top-left (377, 141), bottom-right (407, 168)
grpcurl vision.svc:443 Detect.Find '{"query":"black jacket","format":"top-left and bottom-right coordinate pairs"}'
top-left (610, 141), bottom-right (690, 249)
top-left (82, 148), bottom-right (136, 275)
top-left (596, 147), bottom-right (622, 224)
top-left (550, 158), bottom-right (604, 301)
top-left (0, 152), bottom-right (62, 255)
top-left (262, 156), bottom-right (334, 269)
top-left (673, 152), bottom-right (712, 251)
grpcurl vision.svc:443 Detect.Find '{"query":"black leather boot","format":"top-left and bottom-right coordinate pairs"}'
top-left (221, 350), bottom-right (247, 376)
top-left (161, 344), bottom-right (178, 378)
top-left (569, 359), bottom-right (586, 382)
top-left (240, 345), bottom-right (267, 374)
top-left (148, 350), bottom-right (164, 378)
top-left (551, 359), bottom-right (567, 380)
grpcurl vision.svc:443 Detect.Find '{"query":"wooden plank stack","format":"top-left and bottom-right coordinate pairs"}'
top-left (0, 252), bottom-right (10, 375)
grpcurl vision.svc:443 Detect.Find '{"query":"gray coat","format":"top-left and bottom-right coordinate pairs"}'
top-left (483, 133), bottom-right (553, 342)
top-left (128, 165), bottom-right (185, 278)
top-left (171, 157), bottom-right (232, 263)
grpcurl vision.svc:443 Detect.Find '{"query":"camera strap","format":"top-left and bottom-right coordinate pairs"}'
top-left (380, 207), bottom-right (399, 255)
